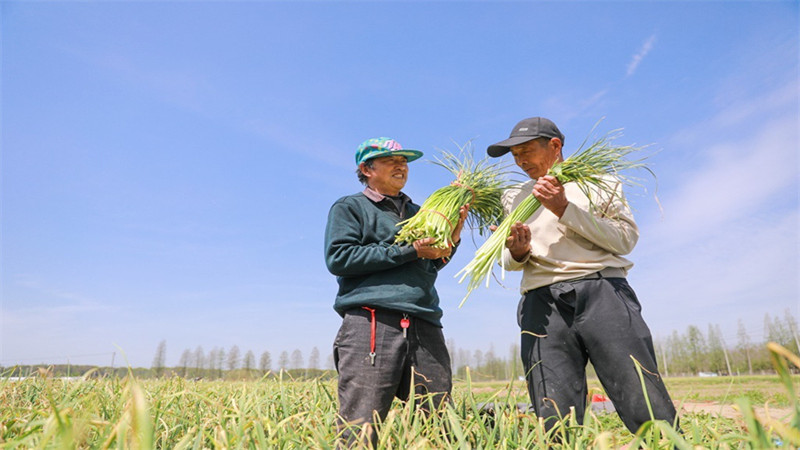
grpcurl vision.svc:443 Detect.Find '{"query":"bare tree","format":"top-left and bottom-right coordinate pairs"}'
top-left (216, 348), bottom-right (226, 378)
top-left (706, 324), bottom-right (726, 374)
top-left (193, 346), bottom-right (205, 377)
top-left (737, 319), bottom-right (753, 375)
top-left (259, 351), bottom-right (272, 373)
top-left (458, 348), bottom-right (471, 371)
top-left (207, 348), bottom-right (218, 375)
top-left (291, 349), bottom-right (304, 369)
top-left (278, 351), bottom-right (289, 371)
top-left (227, 345), bottom-right (241, 371)
top-left (764, 313), bottom-right (792, 348)
top-left (473, 349), bottom-right (484, 369)
top-left (784, 308), bottom-right (800, 354)
top-left (308, 347), bottom-right (320, 370)
top-left (656, 338), bottom-right (669, 377)
top-left (446, 338), bottom-right (458, 372)
top-left (151, 340), bottom-right (167, 377)
top-left (686, 325), bottom-right (706, 374)
top-left (243, 350), bottom-right (255, 371)
top-left (178, 349), bottom-right (192, 378)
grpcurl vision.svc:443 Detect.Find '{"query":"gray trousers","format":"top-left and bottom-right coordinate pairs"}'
top-left (333, 307), bottom-right (452, 446)
top-left (519, 276), bottom-right (677, 433)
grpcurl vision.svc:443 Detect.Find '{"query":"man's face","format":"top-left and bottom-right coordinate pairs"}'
top-left (361, 155), bottom-right (409, 195)
top-left (510, 138), bottom-right (562, 179)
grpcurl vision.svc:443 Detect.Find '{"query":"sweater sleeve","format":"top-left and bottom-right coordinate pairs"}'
top-left (324, 199), bottom-right (418, 277)
top-left (558, 180), bottom-right (639, 255)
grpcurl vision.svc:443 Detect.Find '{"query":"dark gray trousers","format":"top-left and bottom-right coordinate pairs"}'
top-left (333, 307), bottom-right (452, 446)
top-left (519, 277), bottom-right (677, 433)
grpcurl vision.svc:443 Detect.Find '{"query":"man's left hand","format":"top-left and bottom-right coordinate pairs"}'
top-left (533, 175), bottom-right (568, 218)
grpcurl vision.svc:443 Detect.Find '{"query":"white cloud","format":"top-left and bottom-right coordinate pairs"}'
top-left (542, 89), bottom-right (609, 123)
top-left (712, 81), bottom-right (799, 128)
top-left (647, 114), bottom-right (798, 249)
top-left (631, 80), bottom-right (800, 341)
top-left (634, 208), bottom-right (798, 341)
top-left (626, 34), bottom-right (657, 77)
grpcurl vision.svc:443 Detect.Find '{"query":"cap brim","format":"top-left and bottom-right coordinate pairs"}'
top-left (362, 149), bottom-right (424, 163)
top-left (487, 136), bottom-right (537, 157)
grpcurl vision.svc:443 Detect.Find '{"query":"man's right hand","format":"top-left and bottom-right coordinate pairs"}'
top-left (491, 221), bottom-right (531, 262)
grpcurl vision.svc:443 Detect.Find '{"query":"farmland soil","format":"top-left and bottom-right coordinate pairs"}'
top-left (679, 401), bottom-right (794, 423)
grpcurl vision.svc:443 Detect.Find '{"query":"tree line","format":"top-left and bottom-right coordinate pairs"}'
top-left (655, 310), bottom-right (799, 376)
top-left (149, 342), bottom-right (335, 380)
top-left (443, 310), bottom-right (799, 380)
top-left (3, 310), bottom-right (796, 380)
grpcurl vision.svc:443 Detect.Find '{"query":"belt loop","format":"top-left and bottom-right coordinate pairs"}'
top-left (362, 307), bottom-right (377, 365)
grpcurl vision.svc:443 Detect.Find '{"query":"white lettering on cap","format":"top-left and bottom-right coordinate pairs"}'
top-left (518, 127), bottom-right (528, 131)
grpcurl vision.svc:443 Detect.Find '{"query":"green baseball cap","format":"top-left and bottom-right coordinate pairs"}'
top-left (355, 137), bottom-right (423, 165)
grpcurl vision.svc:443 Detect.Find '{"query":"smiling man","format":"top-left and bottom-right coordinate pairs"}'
top-left (324, 137), bottom-right (467, 447)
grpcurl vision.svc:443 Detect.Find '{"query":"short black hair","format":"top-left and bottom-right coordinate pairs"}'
top-left (356, 159), bottom-right (375, 185)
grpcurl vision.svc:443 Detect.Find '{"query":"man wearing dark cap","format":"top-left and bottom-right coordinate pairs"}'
top-left (487, 118), bottom-right (677, 434)
top-left (324, 137), bottom-right (467, 446)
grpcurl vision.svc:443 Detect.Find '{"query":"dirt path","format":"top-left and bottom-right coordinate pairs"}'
top-left (678, 401), bottom-right (794, 422)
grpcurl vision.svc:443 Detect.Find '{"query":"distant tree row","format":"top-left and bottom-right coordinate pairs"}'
top-left (440, 309), bottom-right (800, 380)
top-left (446, 340), bottom-right (525, 382)
top-left (655, 310), bottom-right (799, 376)
top-left (151, 342), bottom-right (331, 379)
top-left (4, 310), bottom-right (796, 380)
top-left (143, 308), bottom-right (800, 380)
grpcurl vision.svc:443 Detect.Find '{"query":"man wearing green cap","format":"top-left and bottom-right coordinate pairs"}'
top-left (324, 137), bottom-right (467, 446)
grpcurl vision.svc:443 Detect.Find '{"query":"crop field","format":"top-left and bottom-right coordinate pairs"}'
top-left (1, 344), bottom-right (798, 449)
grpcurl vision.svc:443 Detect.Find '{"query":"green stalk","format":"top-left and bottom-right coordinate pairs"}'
top-left (395, 143), bottom-right (513, 249)
top-left (456, 130), bottom-right (652, 306)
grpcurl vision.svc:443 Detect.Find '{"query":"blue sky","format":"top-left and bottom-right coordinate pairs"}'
top-left (2, 1), bottom-right (798, 369)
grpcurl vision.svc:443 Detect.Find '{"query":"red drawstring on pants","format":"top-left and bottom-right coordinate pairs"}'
top-left (362, 306), bottom-right (377, 365)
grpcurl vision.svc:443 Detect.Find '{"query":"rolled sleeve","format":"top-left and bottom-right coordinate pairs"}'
top-left (500, 247), bottom-right (530, 271)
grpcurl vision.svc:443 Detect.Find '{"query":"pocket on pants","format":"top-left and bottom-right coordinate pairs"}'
top-left (548, 282), bottom-right (577, 308)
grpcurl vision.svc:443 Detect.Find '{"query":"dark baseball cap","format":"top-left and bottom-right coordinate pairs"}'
top-left (487, 117), bottom-right (565, 157)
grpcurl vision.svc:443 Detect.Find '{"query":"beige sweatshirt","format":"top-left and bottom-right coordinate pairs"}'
top-left (500, 176), bottom-right (638, 293)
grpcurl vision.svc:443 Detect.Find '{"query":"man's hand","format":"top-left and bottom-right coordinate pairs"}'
top-left (490, 221), bottom-right (531, 262)
top-left (506, 221), bottom-right (531, 262)
top-left (414, 237), bottom-right (452, 260)
top-left (533, 175), bottom-right (568, 218)
top-left (450, 204), bottom-right (469, 245)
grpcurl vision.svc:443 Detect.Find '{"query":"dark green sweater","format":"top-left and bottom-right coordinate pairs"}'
top-left (324, 190), bottom-right (453, 326)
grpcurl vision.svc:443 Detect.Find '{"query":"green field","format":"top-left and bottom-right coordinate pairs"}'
top-left (1, 345), bottom-right (798, 449)
top-left (464, 374), bottom-right (800, 408)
